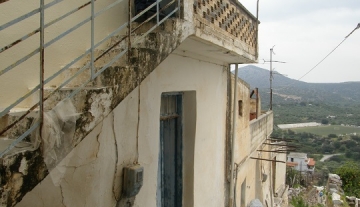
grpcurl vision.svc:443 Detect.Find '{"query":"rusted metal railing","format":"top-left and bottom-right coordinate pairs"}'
top-left (0, 0), bottom-right (181, 157)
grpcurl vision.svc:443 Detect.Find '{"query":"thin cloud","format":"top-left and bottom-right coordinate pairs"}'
top-left (239, 0), bottom-right (360, 83)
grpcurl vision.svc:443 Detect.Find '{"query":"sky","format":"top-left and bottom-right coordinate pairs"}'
top-left (238, 0), bottom-right (360, 83)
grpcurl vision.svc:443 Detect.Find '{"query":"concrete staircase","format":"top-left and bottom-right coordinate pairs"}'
top-left (0, 19), bottom-right (186, 207)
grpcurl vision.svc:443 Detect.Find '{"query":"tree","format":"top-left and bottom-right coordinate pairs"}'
top-left (329, 155), bottom-right (343, 163)
top-left (328, 134), bottom-right (337, 138)
top-left (351, 135), bottom-right (360, 142)
top-left (321, 119), bottom-right (329, 124)
top-left (353, 152), bottom-right (360, 160)
top-left (345, 150), bottom-right (353, 158)
top-left (322, 144), bottom-right (334, 154)
top-left (336, 162), bottom-right (360, 197)
top-left (288, 129), bottom-right (295, 135)
top-left (345, 140), bottom-right (357, 149)
top-left (332, 141), bottom-right (341, 149)
top-left (286, 168), bottom-right (301, 188)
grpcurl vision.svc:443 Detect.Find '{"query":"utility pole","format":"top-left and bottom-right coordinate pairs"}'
top-left (264, 46), bottom-right (285, 111)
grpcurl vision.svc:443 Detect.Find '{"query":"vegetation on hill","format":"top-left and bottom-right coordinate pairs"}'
top-left (336, 162), bottom-right (360, 197)
top-left (291, 125), bottom-right (360, 136)
top-left (237, 65), bottom-right (360, 126)
top-left (273, 129), bottom-right (360, 187)
top-left (238, 65), bottom-right (360, 106)
top-left (272, 129), bottom-right (360, 156)
top-left (273, 102), bottom-right (360, 126)
top-left (240, 66), bottom-right (360, 200)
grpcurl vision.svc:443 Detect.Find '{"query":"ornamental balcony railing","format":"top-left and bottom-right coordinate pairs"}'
top-left (192, 0), bottom-right (258, 57)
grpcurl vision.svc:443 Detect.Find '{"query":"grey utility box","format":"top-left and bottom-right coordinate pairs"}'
top-left (123, 165), bottom-right (144, 198)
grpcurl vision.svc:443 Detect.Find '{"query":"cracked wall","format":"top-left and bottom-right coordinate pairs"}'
top-left (0, 20), bottom-right (188, 207)
top-left (16, 53), bottom-right (228, 207)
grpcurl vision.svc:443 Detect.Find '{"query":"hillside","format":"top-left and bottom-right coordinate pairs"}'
top-left (237, 65), bottom-right (360, 125)
top-left (237, 65), bottom-right (360, 106)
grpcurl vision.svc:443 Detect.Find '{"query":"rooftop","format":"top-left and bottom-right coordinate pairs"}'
top-left (288, 152), bottom-right (307, 159)
top-left (286, 162), bottom-right (298, 167)
top-left (307, 158), bottom-right (316, 166)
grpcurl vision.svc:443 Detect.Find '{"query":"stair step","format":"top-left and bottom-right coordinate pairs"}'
top-left (0, 137), bottom-right (33, 156)
top-left (0, 19), bottom-right (181, 206)
top-left (7, 107), bottom-right (39, 117)
top-left (0, 107), bottom-right (38, 139)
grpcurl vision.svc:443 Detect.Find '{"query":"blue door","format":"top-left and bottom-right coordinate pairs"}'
top-left (159, 94), bottom-right (183, 207)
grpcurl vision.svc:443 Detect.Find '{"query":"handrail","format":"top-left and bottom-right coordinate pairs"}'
top-left (0, 0), bottom-right (181, 157)
top-left (0, 121), bottom-right (40, 157)
top-left (0, 0), bottom-right (61, 31)
top-left (0, 1), bottom-right (93, 55)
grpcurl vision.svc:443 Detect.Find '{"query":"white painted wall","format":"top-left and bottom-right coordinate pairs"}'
top-left (287, 155), bottom-right (308, 172)
top-left (16, 53), bottom-right (228, 207)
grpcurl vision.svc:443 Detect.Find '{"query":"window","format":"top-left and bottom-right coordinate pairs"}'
top-left (238, 100), bottom-right (243, 116)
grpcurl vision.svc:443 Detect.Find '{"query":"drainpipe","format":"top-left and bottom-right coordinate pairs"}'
top-left (229, 64), bottom-right (239, 207)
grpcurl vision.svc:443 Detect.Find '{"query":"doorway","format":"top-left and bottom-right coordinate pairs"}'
top-left (159, 93), bottom-right (183, 207)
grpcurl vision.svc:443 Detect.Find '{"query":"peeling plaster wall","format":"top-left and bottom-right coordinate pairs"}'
top-left (230, 76), bottom-right (251, 164)
top-left (16, 54), bottom-right (228, 207)
top-left (261, 144), bottom-right (274, 207)
top-left (227, 76), bottom-right (276, 207)
top-left (231, 88), bottom-right (274, 207)
top-left (274, 153), bottom-right (286, 193)
top-left (237, 143), bottom-right (276, 207)
top-left (233, 135), bottom-right (275, 207)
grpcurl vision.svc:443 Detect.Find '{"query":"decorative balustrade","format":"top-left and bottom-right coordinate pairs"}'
top-left (193, 0), bottom-right (258, 54)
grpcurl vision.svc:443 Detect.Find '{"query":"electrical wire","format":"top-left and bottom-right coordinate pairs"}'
top-left (274, 23), bottom-right (359, 91)
top-left (297, 38), bottom-right (347, 81)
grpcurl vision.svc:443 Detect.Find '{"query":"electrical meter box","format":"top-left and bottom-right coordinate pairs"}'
top-left (123, 165), bottom-right (144, 198)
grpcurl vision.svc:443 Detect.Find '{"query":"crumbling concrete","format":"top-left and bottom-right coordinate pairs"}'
top-left (0, 19), bottom-right (185, 207)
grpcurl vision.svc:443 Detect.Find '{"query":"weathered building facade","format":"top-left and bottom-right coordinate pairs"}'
top-left (0, 0), bottom-right (286, 206)
top-left (287, 152), bottom-right (315, 174)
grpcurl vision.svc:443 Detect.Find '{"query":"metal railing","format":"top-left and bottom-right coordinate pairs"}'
top-left (0, 0), bottom-right (181, 157)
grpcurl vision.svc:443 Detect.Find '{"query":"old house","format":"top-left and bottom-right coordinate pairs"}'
top-left (0, 0), bottom-right (286, 206)
top-left (287, 152), bottom-right (315, 174)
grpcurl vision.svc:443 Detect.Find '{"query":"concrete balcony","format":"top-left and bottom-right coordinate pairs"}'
top-left (176, 0), bottom-right (258, 64)
top-left (250, 111), bottom-right (273, 150)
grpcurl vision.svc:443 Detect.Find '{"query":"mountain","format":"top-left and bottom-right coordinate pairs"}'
top-left (237, 65), bottom-right (360, 107)
top-left (236, 65), bottom-right (360, 125)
